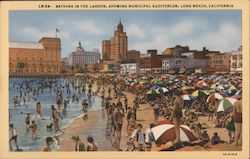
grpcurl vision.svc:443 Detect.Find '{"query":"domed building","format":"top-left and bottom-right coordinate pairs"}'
top-left (68, 42), bottom-right (101, 69)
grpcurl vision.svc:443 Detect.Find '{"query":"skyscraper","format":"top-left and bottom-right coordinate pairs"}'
top-left (102, 20), bottom-right (128, 64)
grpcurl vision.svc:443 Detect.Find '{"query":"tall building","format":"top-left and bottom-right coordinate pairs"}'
top-left (102, 20), bottom-right (128, 64)
top-left (9, 37), bottom-right (61, 74)
top-left (102, 40), bottom-right (111, 59)
top-left (68, 42), bottom-right (100, 69)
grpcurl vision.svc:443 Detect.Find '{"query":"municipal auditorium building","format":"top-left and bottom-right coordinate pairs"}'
top-left (9, 37), bottom-right (62, 74)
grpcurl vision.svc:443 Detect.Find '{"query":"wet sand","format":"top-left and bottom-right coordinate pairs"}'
top-left (59, 109), bottom-right (113, 151)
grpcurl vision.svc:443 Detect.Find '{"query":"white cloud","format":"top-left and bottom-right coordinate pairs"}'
top-left (170, 20), bottom-right (195, 36)
top-left (130, 20), bottom-right (240, 53)
top-left (130, 34), bottom-right (169, 54)
top-left (127, 24), bottom-right (146, 39)
top-left (74, 20), bottom-right (105, 35)
top-left (20, 27), bottom-right (70, 40)
top-left (186, 22), bottom-right (241, 52)
top-left (152, 20), bottom-right (196, 36)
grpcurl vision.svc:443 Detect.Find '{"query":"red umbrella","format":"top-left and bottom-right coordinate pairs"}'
top-left (152, 120), bottom-right (197, 145)
top-left (206, 93), bottom-right (225, 103)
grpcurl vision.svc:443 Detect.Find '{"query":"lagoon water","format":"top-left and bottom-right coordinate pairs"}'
top-left (9, 78), bottom-right (104, 151)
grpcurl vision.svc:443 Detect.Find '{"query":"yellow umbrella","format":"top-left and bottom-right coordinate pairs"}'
top-left (228, 85), bottom-right (237, 90)
top-left (210, 84), bottom-right (217, 89)
top-left (192, 90), bottom-right (200, 97)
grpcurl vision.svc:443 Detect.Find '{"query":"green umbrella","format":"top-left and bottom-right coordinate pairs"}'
top-left (217, 97), bottom-right (238, 112)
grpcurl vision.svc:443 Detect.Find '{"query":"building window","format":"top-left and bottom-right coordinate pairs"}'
top-left (239, 62), bottom-right (242, 67)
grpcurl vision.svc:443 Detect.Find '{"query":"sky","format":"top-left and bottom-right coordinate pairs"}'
top-left (9, 10), bottom-right (242, 58)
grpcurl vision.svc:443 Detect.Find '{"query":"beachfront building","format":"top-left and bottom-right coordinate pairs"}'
top-left (120, 63), bottom-right (139, 75)
top-left (162, 58), bottom-right (209, 73)
top-left (181, 47), bottom-right (219, 59)
top-left (162, 45), bottom-right (190, 57)
top-left (68, 42), bottom-right (100, 69)
top-left (230, 46), bottom-right (242, 73)
top-left (98, 59), bottom-right (117, 73)
top-left (140, 50), bottom-right (169, 74)
top-left (102, 20), bottom-right (128, 64)
top-left (9, 37), bottom-right (61, 74)
top-left (126, 50), bottom-right (140, 63)
top-left (208, 53), bottom-right (231, 72)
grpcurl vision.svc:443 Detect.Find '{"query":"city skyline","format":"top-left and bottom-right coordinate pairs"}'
top-left (10, 10), bottom-right (241, 57)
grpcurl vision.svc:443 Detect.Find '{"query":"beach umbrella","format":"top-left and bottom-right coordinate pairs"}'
top-left (168, 80), bottom-right (174, 84)
top-left (228, 85), bottom-right (237, 91)
top-left (192, 90), bottom-right (207, 97)
top-left (157, 87), bottom-right (169, 94)
top-left (151, 78), bottom-right (161, 84)
top-left (237, 83), bottom-right (242, 88)
top-left (202, 90), bottom-right (212, 96)
top-left (150, 85), bottom-right (160, 90)
top-left (151, 122), bottom-right (197, 145)
top-left (219, 80), bottom-right (229, 85)
top-left (216, 85), bottom-right (225, 91)
top-left (182, 94), bottom-right (195, 101)
top-left (174, 79), bottom-right (179, 82)
top-left (234, 89), bottom-right (242, 96)
top-left (139, 80), bottom-right (147, 85)
top-left (181, 86), bottom-right (193, 91)
top-left (206, 93), bottom-right (225, 103)
top-left (224, 88), bottom-right (238, 96)
top-left (210, 84), bottom-right (217, 90)
top-left (147, 90), bottom-right (160, 95)
top-left (217, 97), bottom-right (238, 112)
top-left (196, 81), bottom-right (208, 88)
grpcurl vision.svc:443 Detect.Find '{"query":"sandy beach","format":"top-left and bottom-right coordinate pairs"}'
top-left (58, 109), bottom-right (113, 151)
top-left (58, 86), bottom-right (242, 151)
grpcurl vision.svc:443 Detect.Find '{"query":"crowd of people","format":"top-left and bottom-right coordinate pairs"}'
top-left (9, 72), bottom-right (242, 151)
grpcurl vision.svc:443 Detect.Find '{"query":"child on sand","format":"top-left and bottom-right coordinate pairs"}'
top-left (87, 135), bottom-right (98, 151)
top-left (131, 123), bottom-right (145, 151)
top-left (42, 137), bottom-right (54, 151)
top-left (71, 135), bottom-right (86, 151)
top-left (211, 132), bottom-right (221, 145)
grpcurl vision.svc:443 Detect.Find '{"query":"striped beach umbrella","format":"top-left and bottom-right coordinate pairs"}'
top-left (151, 123), bottom-right (197, 145)
top-left (206, 93), bottom-right (225, 103)
top-left (217, 97), bottom-right (238, 112)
